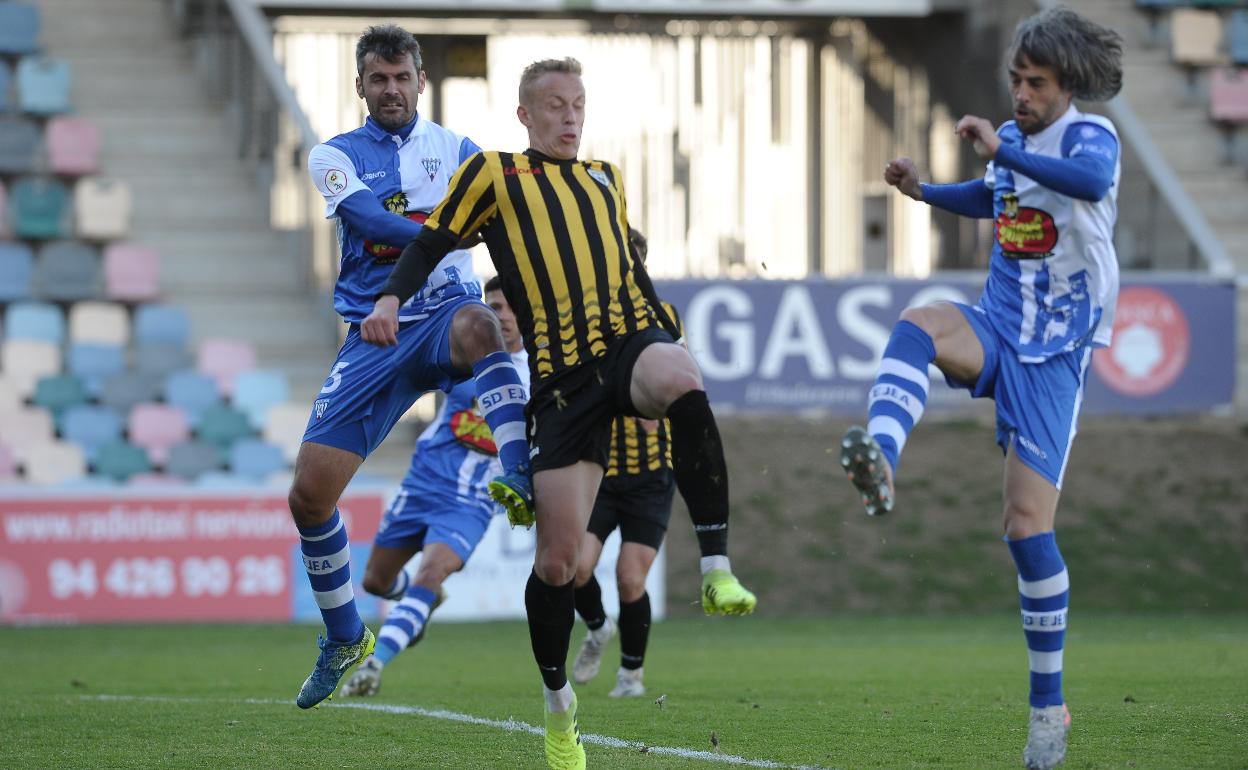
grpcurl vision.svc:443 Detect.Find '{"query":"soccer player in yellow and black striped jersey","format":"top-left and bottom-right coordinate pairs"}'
top-left (361, 58), bottom-right (753, 770)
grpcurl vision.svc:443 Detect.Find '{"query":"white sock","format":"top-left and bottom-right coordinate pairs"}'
top-left (543, 682), bottom-right (575, 713)
top-left (700, 555), bottom-right (731, 575)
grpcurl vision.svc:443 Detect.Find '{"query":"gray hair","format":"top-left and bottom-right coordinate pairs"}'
top-left (356, 24), bottom-right (422, 76)
top-left (518, 57), bottom-right (583, 104)
top-left (1006, 7), bottom-right (1123, 102)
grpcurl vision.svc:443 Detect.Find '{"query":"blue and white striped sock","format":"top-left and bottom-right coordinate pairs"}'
top-left (1008, 532), bottom-right (1068, 708)
top-left (382, 569), bottom-right (412, 601)
top-left (473, 351), bottom-right (529, 475)
top-left (375, 584), bottom-right (437, 665)
top-left (298, 507), bottom-right (364, 644)
top-left (868, 320), bottom-right (935, 473)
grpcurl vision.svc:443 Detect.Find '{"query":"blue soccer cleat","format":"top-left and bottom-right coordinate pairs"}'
top-left (296, 626), bottom-right (376, 709)
top-left (489, 466), bottom-right (535, 528)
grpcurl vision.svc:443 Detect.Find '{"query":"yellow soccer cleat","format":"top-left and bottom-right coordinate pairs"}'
top-left (701, 569), bottom-right (757, 616)
top-left (489, 469), bottom-right (535, 528)
top-left (544, 693), bottom-right (586, 770)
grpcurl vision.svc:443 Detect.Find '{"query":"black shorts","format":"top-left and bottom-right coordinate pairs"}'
top-left (587, 470), bottom-right (675, 550)
top-left (526, 326), bottom-right (675, 473)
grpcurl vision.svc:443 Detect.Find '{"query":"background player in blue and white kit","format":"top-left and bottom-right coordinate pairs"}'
top-left (290, 25), bottom-right (531, 710)
top-left (839, 9), bottom-right (1123, 770)
top-left (338, 277), bottom-right (528, 697)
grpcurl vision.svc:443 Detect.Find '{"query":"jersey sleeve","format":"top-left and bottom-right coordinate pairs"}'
top-left (425, 151), bottom-right (498, 240)
top-left (308, 143), bottom-right (370, 218)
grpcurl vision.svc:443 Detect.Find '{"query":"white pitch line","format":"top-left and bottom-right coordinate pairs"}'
top-left (82, 694), bottom-right (832, 770)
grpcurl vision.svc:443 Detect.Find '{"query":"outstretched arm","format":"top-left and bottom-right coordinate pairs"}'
top-left (885, 156), bottom-right (993, 219)
top-left (993, 141), bottom-right (1116, 202)
top-left (361, 229), bottom-right (457, 346)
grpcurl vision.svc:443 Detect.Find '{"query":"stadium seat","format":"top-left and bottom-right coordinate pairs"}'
top-left (0, 179), bottom-right (7, 237)
top-left (0, 405), bottom-right (55, 456)
top-left (61, 404), bottom-right (124, 461)
top-left (1, 339), bottom-right (60, 398)
top-left (103, 243), bottom-right (160, 302)
top-left (0, 61), bottom-right (9, 112)
top-left (164, 370), bottom-right (222, 427)
top-left (135, 342), bottom-right (193, 380)
top-left (0, 375), bottom-right (23, 412)
top-left (133, 303), bottom-right (191, 347)
top-left (67, 342), bottom-right (125, 395)
top-left (74, 177), bottom-right (132, 241)
top-left (263, 402), bottom-right (308, 463)
top-left (46, 117), bottom-right (101, 176)
top-left (128, 402), bottom-right (191, 466)
top-left (16, 56), bottom-right (71, 116)
top-left (23, 441), bottom-right (87, 485)
top-left (194, 470), bottom-right (251, 489)
top-left (0, 243), bottom-right (35, 302)
top-left (125, 472), bottom-right (186, 487)
top-left (1231, 10), bottom-right (1248, 66)
top-left (11, 178), bottom-right (68, 239)
top-left (4, 301), bottom-right (64, 343)
top-left (232, 370), bottom-right (289, 429)
top-left (165, 440), bottom-right (222, 480)
top-left (68, 301), bottom-right (129, 346)
top-left (1212, 67), bottom-right (1248, 121)
top-left (1172, 9), bottom-right (1227, 67)
top-left (33, 240), bottom-right (102, 302)
top-left (99, 371), bottom-right (162, 415)
top-left (0, 116), bottom-right (40, 175)
top-left (0, 3), bottom-right (40, 55)
top-left (92, 439), bottom-right (152, 482)
top-left (195, 403), bottom-right (254, 454)
top-left (196, 337), bottom-right (256, 396)
top-left (0, 442), bottom-right (16, 482)
top-left (228, 438), bottom-right (287, 480)
top-left (32, 373), bottom-right (89, 422)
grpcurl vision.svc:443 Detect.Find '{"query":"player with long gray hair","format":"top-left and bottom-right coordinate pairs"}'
top-left (840, 7), bottom-right (1123, 769)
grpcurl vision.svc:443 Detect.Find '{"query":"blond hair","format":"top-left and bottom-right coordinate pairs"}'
top-left (518, 57), bottom-right (583, 104)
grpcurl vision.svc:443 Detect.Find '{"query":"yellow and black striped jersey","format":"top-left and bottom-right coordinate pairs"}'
top-left (605, 302), bottom-right (683, 478)
top-left (424, 150), bottom-right (664, 382)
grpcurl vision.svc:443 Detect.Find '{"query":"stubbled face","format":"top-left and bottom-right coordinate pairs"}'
top-left (356, 52), bottom-right (424, 130)
top-left (517, 72), bottom-right (585, 160)
top-left (486, 289), bottom-right (522, 352)
top-left (1009, 56), bottom-right (1072, 135)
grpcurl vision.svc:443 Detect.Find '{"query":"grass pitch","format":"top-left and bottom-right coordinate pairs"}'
top-left (1, 614), bottom-right (1244, 769)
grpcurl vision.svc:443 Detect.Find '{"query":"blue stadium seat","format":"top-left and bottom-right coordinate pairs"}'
top-left (195, 404), bottom-right (254, 454)
top-left (16, 56), bottom-right (71, 116)
top-left (32, 373), bottom-right (89, 422)
top-left (99, 371), bottom-right (162, 415)
top-left (4, 301), bottom-right (64, 343)
top-left (134, 303), bottom-right (191, 347)
top-left (228, 438), bottom-right (287, 481)
top-left (1230, 10), bottom-right (1248, 66)
top-left (67, 342), bottom-right (125, 396)
top-left (164, 370), bottom-right (222, 427)
top-left (0, 116), bottom-right (40, 175)
top-left (0, 2), bottom-right (40, 55)
top-left (232, 370), bottom-right (289, 429)
top-left (61, 405), bottom-right (124, 462)
top-left (0, 243), bottom-right (35, 302)
top-left (0, 60), bottom-right (11, 111)
top-left (34, 241), bottom-right (101, 301)
top-left (166, 440), bottom-right (222, 480)
top-left (92, 439), bottom-right (152, 482)
top-left (11, 178), bottom-right (68, 239)
top-left (135, 342), bottom-right (192, 380)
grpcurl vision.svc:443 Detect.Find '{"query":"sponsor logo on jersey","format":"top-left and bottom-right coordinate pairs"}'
top-left (1092, 287), bottom-right (1190, 397)
top-left (995, 192), bottom-right (1057, 258)
top-left (421, 157), bottom-right (442, 181)
top-left (361, 170), bottom-right (387, 181)
top-left (324, 169), bottom-right (347, 195)
top-left (364, 194), bottom-right (429, 262)
top-left (503, 166), bottom-right (543, 175)
top-left (451, 405), bottom-right (498, 455)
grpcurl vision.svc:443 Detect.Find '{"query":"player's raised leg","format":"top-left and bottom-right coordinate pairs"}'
top-left (288, 442), bottom-right (375, 709)
top-left (449, 304), bottom-right (533, 526)
top-left (629, 341), bottom-right (755, 616)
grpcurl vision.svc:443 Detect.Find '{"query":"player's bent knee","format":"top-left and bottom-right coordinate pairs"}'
top-left (451, 305), bottom-right (504, 362)
top-left (286, 483), bottom-right (331, 529)
top-left (360, 570), bottom-right (392, 597)
top-left (534, 550), bottom-right (578, 587)
top-left (617, 575), bottom-right (647, 603)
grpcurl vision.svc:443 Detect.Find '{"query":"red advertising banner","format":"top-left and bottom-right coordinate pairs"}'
top-left (0, 489), bottom-right (384, 623)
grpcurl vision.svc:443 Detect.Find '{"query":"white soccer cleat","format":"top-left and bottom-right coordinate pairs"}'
top-left (571, 618), bottom-right (615, 685)
top-left (339, 656), bottom-right (382, 697)
top-left (1023, 704), bottom-right (1071, 770)
top-left (608, 667), bottom-right (645, 698)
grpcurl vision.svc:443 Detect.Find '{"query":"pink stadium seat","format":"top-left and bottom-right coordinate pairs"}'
top-left (46, 117), bottom-right (101, 176)
top-left (128, 402), bottom-right (191, 466)
top-left (196, 337), bottom-right (256, 396)
top-left (1211, 67), bottom-right (1248, 123)
top-left (103, 243), bottom-right (160, 302)
top-left (24, 440), bottom-right (87, 485)
top-left (74, 177), bottom-right (132, 241)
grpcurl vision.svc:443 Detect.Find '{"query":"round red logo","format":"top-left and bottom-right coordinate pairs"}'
top-left (1092, 287), bottom-right (1190, 396)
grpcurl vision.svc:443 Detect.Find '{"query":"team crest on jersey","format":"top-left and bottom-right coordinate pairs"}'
top-left (587, 168), bottom-right (611, 189)
top-left (324, 169), bottom-right (347, 195)
top-left (422, 157), bottom-right (441, 181)
top-left (996, 192), bottom-right (1058, 259)
top-left (450, 404), bottom-right (498, 455)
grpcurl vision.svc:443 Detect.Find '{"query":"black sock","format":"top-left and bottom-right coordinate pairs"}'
top-left (524, 570), bottom-right (575, 690)
top-left (618, 592), bottom-right (651, 671)
top-left (574, 575), bottom-right (607, 631)
top-left (666, 390), bottom-right (729, 557)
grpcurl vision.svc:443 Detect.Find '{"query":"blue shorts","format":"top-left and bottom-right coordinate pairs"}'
top-left (950, 304), bottom-right (1093, 489)
top-left (303, 296), bottom-right (480, 458)
top-left (373, 487), bottom-right (492, 563)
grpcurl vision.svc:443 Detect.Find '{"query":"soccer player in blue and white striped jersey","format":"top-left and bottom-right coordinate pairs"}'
top-left (840, 8), bottom-right (1123, 770)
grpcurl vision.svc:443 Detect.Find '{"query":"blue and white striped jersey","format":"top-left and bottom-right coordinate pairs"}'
top-left (308, 115), bottom-right (482, 323)
top-left (981, 104), bottom-right (1121, 362)
top-left (399, 350), bottom-right (530, 516)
